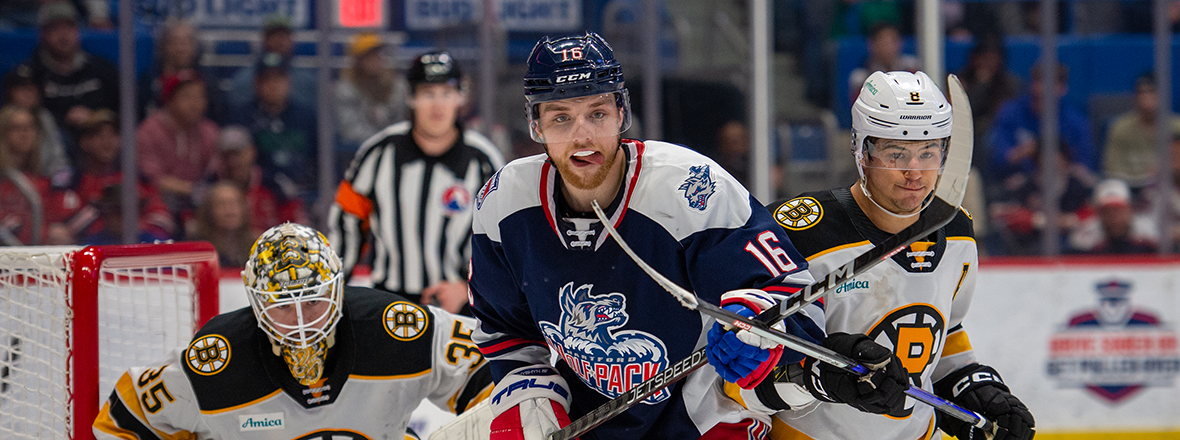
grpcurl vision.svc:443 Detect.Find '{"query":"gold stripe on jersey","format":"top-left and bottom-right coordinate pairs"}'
top-left (943, 330), bottom-right (973, 357)
top-left (200, 389), bottom-right (282, 415)
top-left (952, 263), bottom-right (970, 300)
top-left (451, 382), bottom-right (493, 413)
top-left (722, 381), bottom-right (751, 411)
top-left (770, 417), bottom-right (815, 440)
top-left (947, 236), bottom-right (976, 243)
top-left (349, 369), bottom-right (432, 381)
top-left (93, 402), bottom-right (138, 440)
top-left (806, 240), bottom-right (871, 262)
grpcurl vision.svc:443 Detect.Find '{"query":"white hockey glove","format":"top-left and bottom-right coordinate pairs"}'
top-left (488, 365), bottom-right (574, 440)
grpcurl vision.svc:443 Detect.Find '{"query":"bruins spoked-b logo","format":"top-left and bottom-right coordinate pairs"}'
top-left (186, 334), bottom-right (230, 376)
top-left (384, 302), bottom-right (428, 341)
top-left (774, 197), bottom-right (822, 230)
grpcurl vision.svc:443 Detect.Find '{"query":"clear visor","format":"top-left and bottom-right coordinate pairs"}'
top-left (528, 92), bottom-right (632, 144)
top-left (246, 273), bottom-right (343, 349)
top-left (861, 138), bottom-right (949, 171)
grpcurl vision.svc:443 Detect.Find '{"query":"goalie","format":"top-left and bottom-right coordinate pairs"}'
top-left (745, 71), bottom-right (1035, 439)
top-left (93, 223), bottom-right (492, 439)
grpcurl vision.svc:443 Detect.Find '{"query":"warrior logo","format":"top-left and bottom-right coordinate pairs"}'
top-left (679, 165), bottom-right (716, 212)
top-left (867, 304), bottom-right (945, 418)
top-left (1046, 279), bottom-right (1179, 404)
top-left (539, 283), bottom-right (670, 403)
top-left (475, 170), bottom-right (500, 210)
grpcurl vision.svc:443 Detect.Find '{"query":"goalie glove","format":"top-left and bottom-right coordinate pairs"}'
top-left (803, 332), bottom-right (909, 415)
top-left (705, 289), bottom-right (785, 389)
top-left (933, 363), bottom-right (1035, 440)
top-left (489, 365), bottom-right (574, 440)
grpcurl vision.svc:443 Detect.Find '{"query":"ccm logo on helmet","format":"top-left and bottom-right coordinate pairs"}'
top-left (899, 115), bottom-right (933, 120)
top-left (555, 72), bottom-right (592, 84)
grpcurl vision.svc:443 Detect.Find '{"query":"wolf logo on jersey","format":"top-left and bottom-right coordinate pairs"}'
top-left (679, 164), bottom-right (716, 211)
top-left (540, 282), bottom-right (670, 403)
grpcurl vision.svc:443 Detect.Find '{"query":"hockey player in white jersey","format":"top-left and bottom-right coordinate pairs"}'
top-left (468, 32), bottom-right (824, 440)
top-left (755, 71), bottom-right (1035, 440)
top-left (93, 223), bottom-right (492, 439)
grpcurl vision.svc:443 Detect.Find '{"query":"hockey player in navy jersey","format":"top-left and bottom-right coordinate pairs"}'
top-left (758, 71), bottom-right (1035, 439)
top-left (468, 32), bottom-right (825, 440)
top-left (93, 223), bottom-right (492, 439)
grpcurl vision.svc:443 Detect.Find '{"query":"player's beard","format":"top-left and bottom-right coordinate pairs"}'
top-left (550, 140), bottom-right (621, 190)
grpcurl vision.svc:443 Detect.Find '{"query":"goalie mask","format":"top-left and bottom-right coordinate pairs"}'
top-left (851, 70), bottom-right (953, 217)
top-left (243, 223), bottom-right (344, 385)
top-left (523, 32), bottom-right (632, 144)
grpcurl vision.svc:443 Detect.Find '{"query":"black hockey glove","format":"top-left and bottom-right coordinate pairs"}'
top-left (933, 363), bottom-right (1035, 440)
top-left (803, 332), bottom-right (909, 415)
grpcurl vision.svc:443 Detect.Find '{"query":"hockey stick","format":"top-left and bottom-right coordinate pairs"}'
top-left (550, 74), bottom-right (985, 440)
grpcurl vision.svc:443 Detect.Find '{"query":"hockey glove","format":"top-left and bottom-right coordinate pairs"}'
top-left (489, 365), bottom-right (575, 440)
top-left (705, 290), bottom-right (785, 389)
top-left (934, 363), bottom-right (1035, 440)
top-left (803, 332), bottom-right (909, 415)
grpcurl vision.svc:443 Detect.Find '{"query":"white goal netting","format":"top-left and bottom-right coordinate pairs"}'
top-left (0, 244), bottom-right (217, 440)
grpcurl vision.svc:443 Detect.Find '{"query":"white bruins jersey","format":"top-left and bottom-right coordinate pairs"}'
top-left (765, 188), bottom-right (979, 440)
top-left (93, 287), bottom-right (492, 440)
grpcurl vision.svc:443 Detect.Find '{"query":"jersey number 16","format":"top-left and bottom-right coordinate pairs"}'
top-left (744, 231), bottom-right (798, 276)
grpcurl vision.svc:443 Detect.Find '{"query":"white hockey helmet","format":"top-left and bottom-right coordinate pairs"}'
top-left (851, 70), bottom-right (952, 168)
top-left (243, 223), bottom-right (344, 350)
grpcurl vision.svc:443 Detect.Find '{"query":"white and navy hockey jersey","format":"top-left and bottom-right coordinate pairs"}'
top-left (764, 188), bottom-right (980, 440)
top-left (468, 140), bottom-right (825, 440)
top-left (93, 287), bottom-right (492, 439)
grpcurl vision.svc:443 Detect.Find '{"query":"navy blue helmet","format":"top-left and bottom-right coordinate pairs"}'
top-left (524, 32), bottom-right (632, 142)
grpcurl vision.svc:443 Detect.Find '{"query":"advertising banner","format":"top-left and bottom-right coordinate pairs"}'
top-left (969, 260), bottom-right (1180, 435)
top-left (404, 0), bottom-right (582, 31)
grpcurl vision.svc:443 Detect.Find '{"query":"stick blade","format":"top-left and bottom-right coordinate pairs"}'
top-left (933, 73), bottom-right (974, 209)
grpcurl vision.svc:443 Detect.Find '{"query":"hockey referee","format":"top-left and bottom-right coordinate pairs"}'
top-left (328, 50), bottom-right (504, 313)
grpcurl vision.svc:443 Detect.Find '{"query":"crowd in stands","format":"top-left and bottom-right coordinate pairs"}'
top-left (0, 2), bottom-right (321, 266)
top-left (5, 0), bottom-right (1180, 263)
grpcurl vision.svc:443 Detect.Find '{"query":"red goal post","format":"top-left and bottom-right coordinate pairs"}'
top-left (0, 242), bottom-right (219, 440)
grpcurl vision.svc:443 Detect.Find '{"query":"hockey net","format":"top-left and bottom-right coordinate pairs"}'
top-left (0, 243), bottom-right (219, 440)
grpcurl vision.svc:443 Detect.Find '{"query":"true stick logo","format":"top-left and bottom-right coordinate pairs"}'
top-left (240, 412), bottom-right (284, 431)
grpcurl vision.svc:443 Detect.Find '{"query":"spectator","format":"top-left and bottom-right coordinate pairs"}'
top-left (18, 2), bottom-right (119, 135)
top-left (229, 53), bottom-right (318, 197)
top-left (989, 61), bottom-right (1096, 185)
top-left (1103, 74), bottom-right (1180, 189)
top-left (224, 15), bottom-right (317, 112)
top-left (0, 0), bottom-right (40, 29)
top-left (79, 184), bottom-right (167, 245)
top-left (847, 22), bottom-right (921, 105)
top-left (0, 105), bottom-right (69, 245)
top-left (138, 19), bottom-right (226, 123)
top-left (1069, 179), bottom-right (1157, 254)
top-left (830, 0), bottom-right (907, 37)
top-left (189, 181), bottom-right (255, 267)
top-left (988, 140), bottom-right (1097, 255)
top-left (335, 31), bottom-right (408, 147)
top-left (195, 125), bottom-right (306, 232)
top-left (136, 70), bottom-right (220, 214)
top-left (62, 109), bottom-right (174, 243)
top-left (957, 33), bottom-right (1021, 178)
top-left (2, 63), bottom-right (71, 178)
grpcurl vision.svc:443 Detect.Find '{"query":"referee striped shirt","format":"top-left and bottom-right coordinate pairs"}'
top-left (328, 121), bottom-right (505, 301)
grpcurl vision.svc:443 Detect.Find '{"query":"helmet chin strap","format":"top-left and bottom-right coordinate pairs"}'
top-left (858, 178), bottom-right (922, 219)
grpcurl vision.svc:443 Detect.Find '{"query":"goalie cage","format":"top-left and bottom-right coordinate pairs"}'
top-left (0, 243), bottom-right (220, 440)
